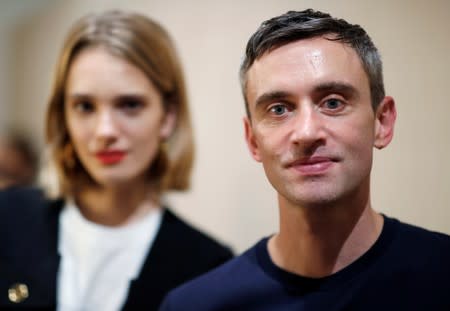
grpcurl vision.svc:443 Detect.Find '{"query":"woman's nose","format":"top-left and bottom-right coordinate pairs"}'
top-left (95, 110), bottom-right (119, 139)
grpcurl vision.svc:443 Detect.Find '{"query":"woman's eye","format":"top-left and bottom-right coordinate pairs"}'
top-left (122, 100), bottom-right (141, 109)
top-left (74, 101), bottom-right (94, 113)
top-left (269, 104), bottom-right (288, 116)
top-left (324, 98), bottom-right (343, 110)
top-left (118, 98), bottom-right (144, 112)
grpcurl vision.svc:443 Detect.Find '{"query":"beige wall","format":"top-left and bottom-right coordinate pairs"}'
top-left (0, 27), bottom-right (12, 132)
top-left (8, 0), bottom-right (450, 252)
top-left (0, 0), bottom-right (52, 132)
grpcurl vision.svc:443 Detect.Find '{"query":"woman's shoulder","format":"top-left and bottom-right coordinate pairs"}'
top-left (157, 208), bottom-right (234, 261)
top-left (0, 186), bottom-right (63, 228)
top-left (0, 185), bottom-right (43, 201)
top-left (0, 187), bottom-right (61, 279)
top-left (0, 186), bottom-right (48, 212)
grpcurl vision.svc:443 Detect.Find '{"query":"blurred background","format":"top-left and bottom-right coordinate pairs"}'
top-left (0, 0), bottom-right (449, 253)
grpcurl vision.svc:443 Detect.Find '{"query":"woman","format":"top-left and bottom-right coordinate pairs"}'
top-left (0, 10), bottom-right (232, 310)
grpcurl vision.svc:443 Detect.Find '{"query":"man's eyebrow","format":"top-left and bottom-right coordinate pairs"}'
top-left (313, 82), bottom-right (359, 99)
top-left (253, 82), bottom-right (359, 108)
top-left (254, 91), bottom-right (292, 109)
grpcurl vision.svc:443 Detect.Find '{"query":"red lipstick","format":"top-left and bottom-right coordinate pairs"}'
top-left (96, 150), bottom-right (126, 165)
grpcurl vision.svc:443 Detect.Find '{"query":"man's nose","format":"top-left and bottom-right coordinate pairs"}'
top-left (289, 104), bottom-right (325, 147)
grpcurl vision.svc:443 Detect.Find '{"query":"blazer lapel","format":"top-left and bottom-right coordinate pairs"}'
top-left (122, 209), bottom-right (182, 311)
top-left (31, 198), bottom-right (63, 305)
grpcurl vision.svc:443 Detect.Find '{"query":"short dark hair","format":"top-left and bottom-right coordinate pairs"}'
top-left (240, 9), bottom-right (385, 117)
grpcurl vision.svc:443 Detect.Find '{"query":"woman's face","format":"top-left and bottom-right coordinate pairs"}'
top-left (64, 47), bottom-right (175, 189)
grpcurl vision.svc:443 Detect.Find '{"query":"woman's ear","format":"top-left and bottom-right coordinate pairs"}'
top-left (374, 96), bottom-right (397, 149)
top-left (160, 106), bottom-right (177, 140)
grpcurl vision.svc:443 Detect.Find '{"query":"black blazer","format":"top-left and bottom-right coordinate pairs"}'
top-left (0, 187), bottom-right (233, 310)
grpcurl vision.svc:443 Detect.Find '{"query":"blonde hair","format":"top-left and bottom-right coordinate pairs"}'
top-left (41, 10), bottom-right (194, 198)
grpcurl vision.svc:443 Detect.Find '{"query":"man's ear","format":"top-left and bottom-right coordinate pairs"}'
top-left (374, 96), bottom-right (397, 149)
top-left (160, 106), bottom-right (177, 139)
top-left (244, 117), bottom-right (262, 162)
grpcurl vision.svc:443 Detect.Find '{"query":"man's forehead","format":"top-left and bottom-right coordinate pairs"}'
top-left (252, 37), bottom-right (360, 74)
top-left (245, 37), bottom-right (368, 104)
top-left (251, 36), bottom-right (355, 68)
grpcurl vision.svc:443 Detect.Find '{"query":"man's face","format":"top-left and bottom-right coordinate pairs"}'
top-left (244, 37), bottom-right (395, 207)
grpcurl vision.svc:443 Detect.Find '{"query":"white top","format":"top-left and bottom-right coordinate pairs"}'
top-left (56, 201), bottom-right (163, 311)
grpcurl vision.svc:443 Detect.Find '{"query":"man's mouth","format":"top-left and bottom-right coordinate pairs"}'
top-left (287, 156), bottom-right (337, 175)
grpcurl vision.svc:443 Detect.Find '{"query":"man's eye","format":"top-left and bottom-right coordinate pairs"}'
top-left (269, 105), bottom-right (288, 115)
top-left (324, 99), bottom-right (343, 109)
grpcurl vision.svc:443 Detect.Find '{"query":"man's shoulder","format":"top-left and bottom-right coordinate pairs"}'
top-left (159, 240), bottom-right (266, 310)
top-left (391, 216), bottom-right (450, 249)
top-left (385, 216), bottom-right (450, 272)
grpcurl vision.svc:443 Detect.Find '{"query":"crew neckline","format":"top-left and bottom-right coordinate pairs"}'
top-left (256, 215), bottom-right (398, 294)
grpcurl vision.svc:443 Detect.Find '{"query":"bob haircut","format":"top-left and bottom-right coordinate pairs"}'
top-left (42, 10), bottom-right (194, 198)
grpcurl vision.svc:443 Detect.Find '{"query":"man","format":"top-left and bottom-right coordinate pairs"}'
top-left (160, 9), bottom-right (450, 310)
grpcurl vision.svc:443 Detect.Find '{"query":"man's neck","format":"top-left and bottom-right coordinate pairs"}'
top-left (268, 196), bottom-right (383, 278)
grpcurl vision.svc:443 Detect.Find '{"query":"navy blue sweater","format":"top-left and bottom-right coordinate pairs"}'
top-left (160, 216), bottom-right (450, 310)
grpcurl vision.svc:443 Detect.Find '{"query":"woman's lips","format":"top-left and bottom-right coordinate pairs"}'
top-left (95, 150), bottom-right (126, 165)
